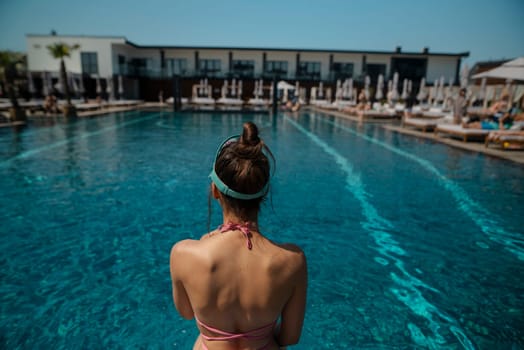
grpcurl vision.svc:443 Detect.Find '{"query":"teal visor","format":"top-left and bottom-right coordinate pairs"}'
top-left (209, 135), bottom-right (270, 200)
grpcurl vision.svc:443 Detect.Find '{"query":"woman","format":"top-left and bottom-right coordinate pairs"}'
top-left (170, 122), bottom-right (308, 350)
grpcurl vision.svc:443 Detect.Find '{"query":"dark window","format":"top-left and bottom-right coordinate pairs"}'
top-left (332, 62), bottom-right (354, 81)
top-left (199, 59), bottom-right (221, 77)
top-left (166, 58), bottom-right (187, 76)
top-left (264, 60), bottom-right (288, 78)
top-left (297, 61), bottom-right (321, 80)
top-left (117, 55), bottom-right (126, 75)
top-left (128, 58), bottom-right (148, 77)
top-left (365, 64), bottom-right (387, 84)
top-left (81, 52), bottom-right (98, 75)
top-left (231, 60), bottom-right (254, 78)
top-left (390, 58), bottom-right (427, 82)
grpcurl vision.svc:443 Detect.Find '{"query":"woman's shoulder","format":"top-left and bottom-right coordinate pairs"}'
top-left (170, 237), bottom-right (207, 261)
top-left (273, 242), bottom-right (307, 269)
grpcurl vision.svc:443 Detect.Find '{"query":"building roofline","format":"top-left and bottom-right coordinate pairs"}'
top-left (26, 34), bottom-right (469, 57)
top-left (27, 33), bottom-right (128, 40)
top-left (124, 40), bottom-right (469, 57)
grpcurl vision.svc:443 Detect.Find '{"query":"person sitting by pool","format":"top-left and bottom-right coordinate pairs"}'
top-left (283, 97), bottom-right (301, 112)
top-left (357, 89), bottom-right (370, 111)
top-left (488, 92), bottom-right (510, 122)
top-left (43, 94), bottom-right (59, 115)
top-left (453, 88), bottom-right (468, 125)
top-left (462, 92), bottom-right (513, 129)
top-left (170, 122), bottom-right (308, 350)
top-left (464, 107), bottom-right (523, 130)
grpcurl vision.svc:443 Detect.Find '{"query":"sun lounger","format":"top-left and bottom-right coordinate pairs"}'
top-left (420, 110), bottom-right (450, 119)
top-left (75, 103), bottom-right (102, 111)
top-left (247, 98), bottom-right (269, 106)
top-left (216, 97), bottom-right (244, 106)
top-left (359, 109), bottom-right (397, 120)
top-left (403, 117), bottom-right (447, 132)
top-left (435, 124), bottom-right (490, 142)
top-left (485, 131), bottom-right (524, 149)
top-left (191, 97), bottom-right (216, 106)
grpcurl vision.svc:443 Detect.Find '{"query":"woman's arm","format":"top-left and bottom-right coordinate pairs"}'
top-left (170, 241), bottom-right (195, 319)
top-left (277, 249), bottom-right (308, 347)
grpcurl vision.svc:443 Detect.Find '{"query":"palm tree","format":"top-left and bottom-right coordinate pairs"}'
top-left (0, 51), bottom-right (27, 122)
top-left (47, 42), bottom-right (80, 117)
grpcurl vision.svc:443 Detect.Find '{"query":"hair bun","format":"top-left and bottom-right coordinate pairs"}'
top-left (239, 122), bottom-right (260, 146)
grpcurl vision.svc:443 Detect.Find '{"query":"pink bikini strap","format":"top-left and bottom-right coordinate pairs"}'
top-left (195, 316), bottom-right (276, 341)
top-left (219, 222), bottom-right (255, 249)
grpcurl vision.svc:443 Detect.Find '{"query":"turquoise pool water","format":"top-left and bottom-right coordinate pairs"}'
top-left (0, 110), bottom-right (523, 349)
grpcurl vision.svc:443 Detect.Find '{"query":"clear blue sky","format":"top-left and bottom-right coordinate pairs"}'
top-left (1, 0), bottom-right (523, 66)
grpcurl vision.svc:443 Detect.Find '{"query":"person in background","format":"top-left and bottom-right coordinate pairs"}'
top-left (43, 94), bottom-right (58, 114)
top-left (453, 88), bottom-right (468, 125)
top-left (464, 92), bottom-right (513, 129)
top-left (170, 122), bottom-right (308, 350)
top-left (357, 89), bottom-right (370, 111)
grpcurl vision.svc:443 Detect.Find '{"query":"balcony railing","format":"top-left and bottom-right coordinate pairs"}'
top-left (114, 64), bottom-right (365, 82)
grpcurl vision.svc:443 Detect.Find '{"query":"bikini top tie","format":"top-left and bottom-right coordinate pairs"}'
top-left (218, 222), bottom-right (256, 249)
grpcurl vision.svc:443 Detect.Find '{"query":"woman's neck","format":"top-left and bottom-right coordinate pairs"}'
top-left (222, 212), bottom-right (258, 227)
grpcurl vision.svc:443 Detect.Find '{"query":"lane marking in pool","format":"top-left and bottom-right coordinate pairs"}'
top-left (3, 110), bottom-right (143, 139)
top-left (0, 112), bottom-right (162, 169)
top-left (285, 115), bottom-right (475, 350)
top-left (312, 113), bottom-right (524, 262)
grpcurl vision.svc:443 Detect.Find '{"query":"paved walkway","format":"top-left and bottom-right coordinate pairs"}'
top-left (312, 107), bottom-right (524, 165)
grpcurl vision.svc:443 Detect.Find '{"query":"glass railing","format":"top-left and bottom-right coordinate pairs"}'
top-left (113, 67), bottom-right (358, 82)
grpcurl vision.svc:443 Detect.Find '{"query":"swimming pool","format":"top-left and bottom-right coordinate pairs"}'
top-left (1, 110), bottom-right (523, 349)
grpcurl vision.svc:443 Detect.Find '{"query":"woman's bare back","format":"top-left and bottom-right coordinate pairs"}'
top-left (171, 227), bottom-right (307, 349)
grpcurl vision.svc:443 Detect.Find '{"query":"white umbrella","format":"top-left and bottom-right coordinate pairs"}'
top-left (118, 75), bottom-right (123, 98)
top-left (231, 78), bottom-right (236, 97)
top-left (390, 72), bottom-right (399, 101)
top-left (237, 80), bottom-right (242, 97)
top-left (27, 72), bottom-right (36, 96)
top-left (387, 80), bottom-right (393, 103)
top-left (347, 78), bottom-right (353, 101)
top-left (436, 76), bottom-right (445, 102)
top-left (429, 84), bottom-right (437, 104)
top-left (342, 79), bottom-right (349, 99)
top-left (477, 77), bottom-right (486, 101)
top-left (318, 82), bottom-right (324, 99)
top-left (417, 78), bottom-right (427, 102)
top-left (107, 76), bottom-right (114, 101)
top-left (444, 78), bottom-right (453, 106)
top-left (41, 72), bottom-right (49, 96)
top-left (221, 80), bottom-right (228, 98)
top-left (460, 63), bottom-right (469, 88)
top-left (472, 57), bottom-right (524, 81)
top-left (198, 79), bottom-right (204, 96)
top-left (401, 78), bottom-right (408, 100)
top-left (258, 79), bottom-right (264, 97)
top-left (503, 79), bottom-right (513, 104)
top-left (253, 80), bottom-right (259, 98)
top-left (375, 74), bottom-right (384, 100)
top-left (336, 80), bottom-right (342, 100)
top-left (364, 76), bottom-right (370, 100)
top-left (96, 76), bottom-right (101, 95)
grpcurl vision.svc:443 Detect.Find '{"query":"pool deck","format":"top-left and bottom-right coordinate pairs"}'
top-left (312, 107), bottom-right (524, 165)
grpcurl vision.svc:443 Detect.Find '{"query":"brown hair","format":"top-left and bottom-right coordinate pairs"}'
top-left (212, 122), bottom-right (273, 220)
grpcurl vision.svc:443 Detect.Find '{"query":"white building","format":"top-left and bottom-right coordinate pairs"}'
top-left (26, 34), bottom-right (469, 99)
